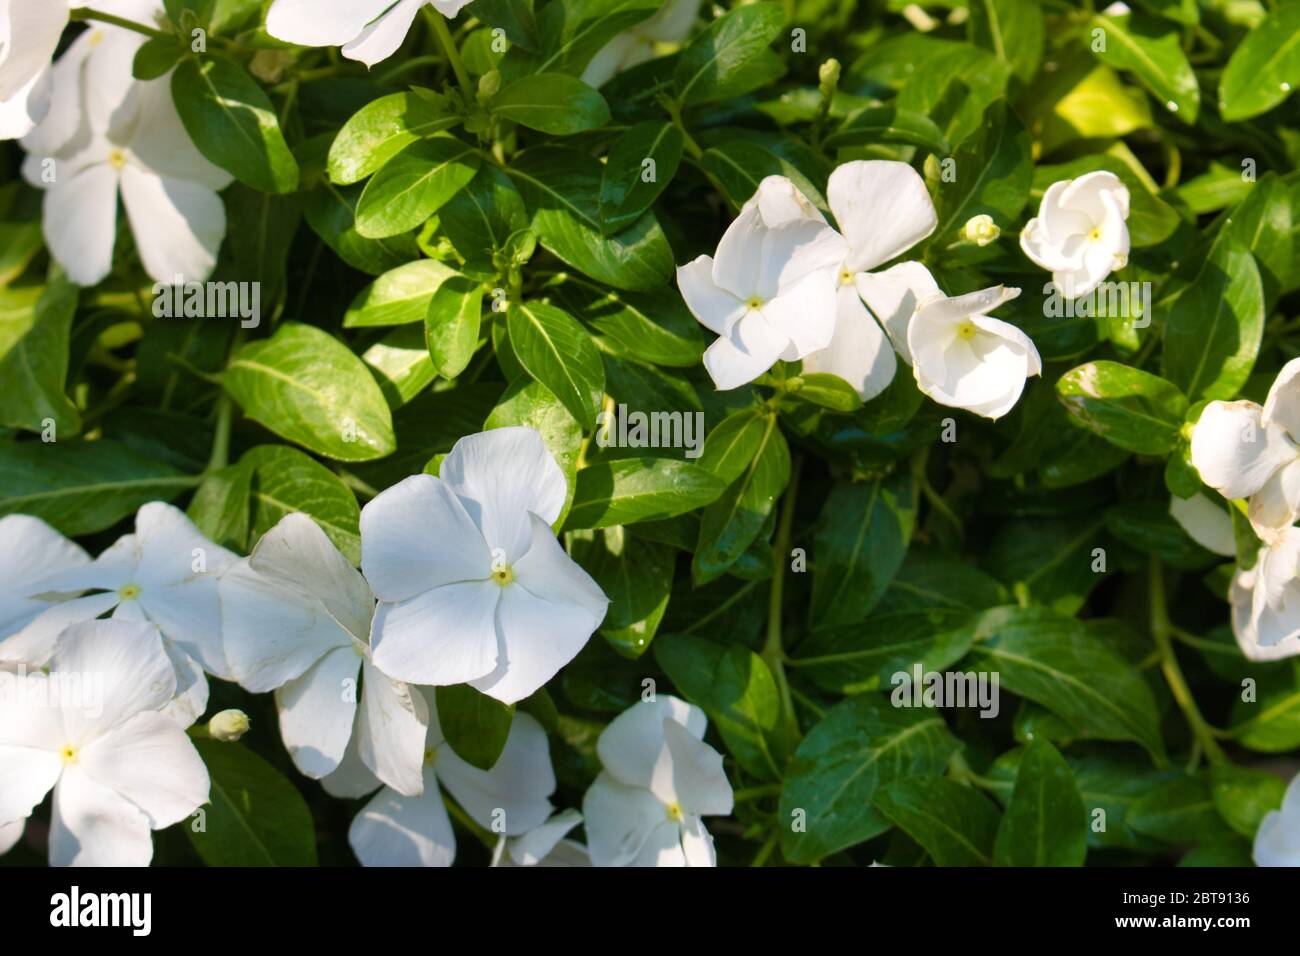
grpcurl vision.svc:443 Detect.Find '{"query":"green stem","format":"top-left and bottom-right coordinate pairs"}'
top-left (733, 783), bottom-right (782, 803)
top-left (206, 394), bottom-right (233, 473)
top-left (70, 6), bottom-right (172, 41)
top-left (1149, 557), bottom-right (1227, 766)
top-left (751, 833), bottom-right (778, 867)
top-left (763, 450), bottom-right (803, 747)
top-left (425, 8), bottom-right (475, 101)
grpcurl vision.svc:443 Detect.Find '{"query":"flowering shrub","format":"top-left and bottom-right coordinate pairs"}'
top-left (2, 0), bottom-right (1300, 869)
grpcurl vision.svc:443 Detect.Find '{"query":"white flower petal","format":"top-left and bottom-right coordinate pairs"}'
top-left (505, 808), bottom-right (584, 866)
top-left (1263, 356), bottom-right (1300, 440)
top-left (0, 818), bottom-right (24, 855)
top-left (320, 730), bottom-right (383, 800)
top-left (1169, 493), bottom-right (1236, 557)
top-left (702, 308), bottom-right (788, 390)
top-left (802, 284), bottom-right (898, 400)
top-left (677, 255), bottom-right (746, 336)
top-left (274, 647), bottom-right (362, 779)
top-left (758, 266), bottom-right (839, 358)
top-left (1249, 457), bottom-right (1300, 538)
top-left (342, 0), bottom-right (426, 67)
top-left (596, 696), bottom-right (706, 789)
top-left (0, 741), bottom-right (62, 826)
top-left (77, 711), bottom-right (209, 828)
top-left (582, 772), bottom-right (674, 867)
top-left (44, 163), bottom-right (118, 286)
top-left (371, 580), bottom-right (501, 686)
top-left (680, 814), bottom-right (718, 866)
top-left (1, 592), bottom-right (120, 669)
top-left (120, 166), bottom-right (226, 283)
top-left (854, 260), bottom-right (940, 365)
top-left (0, 1), bottom-right (69, 100)
top-left (357, 660), bottom-right (428, 797)
top-left (1191, 401), bottom-right (1297, 500)
top-left (55, 619), bottom-right (177, 745)
top-left (0, 515), bottom-right (89, 640)
top-left (1254, 774), bottom-right (1300, 866)
top-left (265, 0), bottom-right (394, 47)
top-left (655, 719), bottom-right (733, 817)
top-left (435, 711), bottom-right (554, 834)
top-left (741, 175), bottom-right (827, 228)
top-left (349, 768), bottom-right (456, 867)
top-left (50, 765), bottom-right (154, 867)
top-left (828, 160), bottom-right (937, 273)
top-left (514, 513), bottom-right (609, 619)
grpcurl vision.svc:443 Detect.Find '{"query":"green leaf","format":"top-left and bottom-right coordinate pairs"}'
top-left (673, 2), bottom-right (785, 106)
top-left (172, 55), bottom-right (299, 193)
top-left (823, 105), bottom-right (950, 155)
top-left (810, 472), bottom-right (917, 631)
top-left (506, 0), bottom-right (660, 79)
top-left (344, 259), bottom-right (458, 328)
top-left (0, 440), bottom-right (193, 535)
top-left (1104, 502), bottom-right (1218, 569)
top-left (436, 685), bottom-right (515, 771)
top-left (927, 102), bottom-right (1032, 247)
top-left (1218, 2), bottom-right (1300, 121)
top-left (303, 182), bottom-right (419, 276)
top-left (328, 91), bottom-right (458, 186)
top-left (875, 778), bottom-right (1001, 866)
top-left (509, 147), bottom-right (674, 291)
top-left (566, 458), bottom-right (726, 530)
top-left (221, 185), bottom-right (299, 311)
top-left (0, 277), bottom-right (80, 435)
top-left (779, 695), bottom-right (960, 863)
top-left (1211, 764), bottom-right (1286, 838)
top-left (224, 323), bottom-right (397, 462)
top-left (186, 740), bottom-right (318, 867)
top-left (1159, 238), bottom-right (1264, 401)
top-left (968, 606), bottom-right (1165, 757)
top-left (425, 274), bottom-right (484, 379)
top-left (440, 164), bottom-right (532, 273)
top-left (241, 445), bottom-right (361, 563)
top-left (1056, 360), bottom-right (1187, 455)
top-left (484, 379), bottom-right (583, 524)
top-left (133, 36), bottom-right (184, 81)
top-left (506, 300), bottom-right (604, 429)
top-left (545, 274), bottom-right (703, 368)
top-left (655, 632), bottom-right (788, 781)
top-left (993, 739), bottom-right (1087, 866)
top-left (363, 325), bottom-right (436, 408)
top-left (697, 408), bottom-right (773, 483)
top-left (700, 140), bottom-right (826, 213)
top-left (1129, 776), bottom-right (1226, 843)
top-left (187, 460), bottom-right (252, 552)
top-left (968, 0), bottom-right (1044, 83)
top-left (693, 413), bottom-right (789, 584)
top-left (599, 121), bottom-right (684, 235)
top-left (1089, 11), bottom-right (1199, 122)
top-left (1223, 173), bottom-right (1293, 309)
top-left (572, 527), bottom-right (673, 658)
top-left (355, 137), bottom-right (480, 240)
top-left (491, 73), bottom-right (610, 134)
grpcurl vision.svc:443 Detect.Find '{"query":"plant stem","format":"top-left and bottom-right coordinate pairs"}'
top-left (1149, 557), bottom-right (1227, 766)
top-left (733, 783), bottom-right (782, 803)
top-left (425, 8), bottom-right (474, 101)
top-left (70, 6), bottom-right (172, 41)
top-left (751, 833), bottom-right (779, 866)
top-left (763, 450), bottom-right (803, 748)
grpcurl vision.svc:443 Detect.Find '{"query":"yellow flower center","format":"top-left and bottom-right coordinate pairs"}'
top-left (423, 747), bottom-right (437, 766)
top-left (839, 269), bottom-right (854, 286)
top-left (118, 583), bottom-right (141, 600)
top-left (665, 802), bottom-right (684, 822)
top-left (61, 745), bottom-right (78, 765)
top-left (957, 321), bottom-right (978, 340)
top-left (1088, 226), bottom-right (1102, 241)
top-left (88, 30), bottom-right (105, 47)
top-left (745, 296), bottom-right (764, 311)
top-left (108, 148), bottom-right (127, 170)
top-left (491, 564), bottom-right (514, 586)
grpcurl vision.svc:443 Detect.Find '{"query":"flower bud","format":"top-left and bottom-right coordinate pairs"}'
top-left (818, 58), bottom-right (841, 98)
top-left (208, 709), bottom-right (251, 743)
top-left (963, 214), bottom-right (1000, 246)
top-left (478, 69), bottom-right (502, 102)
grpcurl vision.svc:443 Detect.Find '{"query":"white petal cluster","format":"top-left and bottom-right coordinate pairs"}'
top-left (1020, 171), bottom-right (1131, 298)
top-left (19, 4), bottom-right (232, 286)
top-left (1190, 359), bottom-right (1300, 658)
top-left (266, 0), bottom-right (477, 68)
top-left (0, 0), bottom-right (69, 139)
top-left (677, 162), bottom-right (1041, 418)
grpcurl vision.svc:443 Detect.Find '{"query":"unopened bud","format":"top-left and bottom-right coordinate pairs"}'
top-left (818, 59), bottom-right (841, 98)
top-left (479, 69), bottom-right (502, 102)
top-left (208, 709), bottom-right (250, 742)
top-left (963, 214), bottom-right (1000, 246)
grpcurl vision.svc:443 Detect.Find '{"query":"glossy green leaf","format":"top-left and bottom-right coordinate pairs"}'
top-left (242, 445), bottom-right (361, 563)
top-left (344, 259), bottom-right (458, 328)
top-left (875, 778), bottom-right (1001, 866)
top-left (1218, 2), bottom-right (1300, 121)
top-left (355, 137), bottom-right (480, 239)
top-left (1057, 360), bottom-right (1187, 455)
top-left (599, 121), bottom-right (684, 235)
top-left (437, 684), bottom-right (515, 771)
top-left (993, 739), bottom-right (1087, 866)
top-left (328, 91), bottom-right (458, 186)
top-left (491, 73), bottom-right (610, 134)
top-left (566, 458), bottom-right (726, 530)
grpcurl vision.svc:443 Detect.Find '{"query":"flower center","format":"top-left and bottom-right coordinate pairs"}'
top-left (745, 295), bottom-right (764, 311)
top-left (839, 269), bottom-right (855, 286)
top-left (108, 148), bottom-right (127, 170)
top-left (118, 583), bottom-right (141, 600)
top-left (423, 747), bottom-right (437, 766)
top-left (61, 744), bottom-right (78, 765)
top-left (1088, 226), bottom-right (1102, 241)
top-left (665, 802), bottom-right (685, 822)
top-left (956, 321), bottom-right (978, 340)
top-left (491, 563), bottom-right (514, 586)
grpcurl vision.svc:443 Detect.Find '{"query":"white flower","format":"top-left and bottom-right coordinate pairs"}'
top-left (21, 22), bottom-right (232, 286)
top-left (0, 0), bottom-right (67, 139)
top-left (1020, 171), bottom-right (1131, 299)
top-left (582, 696), bottom-right (733, 867)
top-left (220, 514), bottom-right (427, 793)
top-left (898, 279), bottom-right (1040, 419)
top-left (1169, 493), bottom-right (1235, 557)
top-left (803, 160), bottom-right (938, 401)
top-left (344, 691), bottom-right (555, 867)
top-left (13, 502), bottom-right (236, 727)
top-left (266, 0), bottom-right (476, 68)
top-left (0, 819), bottom-right (22, 856)
top-left (361, 426), bottom-right (609, 705)
top-left (491, 807), bottom-right (590, 867)
top-left (0, 619), bottom-right (210, 866)
top-left (677, 176), bottom-right (847, 390)
top-left (0, 515), bottom-right (90, 665)
top-left (1254, 772), bottom-right (1300, 866)
top-left (582, 0), bottom-right (701, 88)
top-left (1230, 530), bottom-right (1300, 658)
top-left (1190, 359), bottom-right (1300, 540)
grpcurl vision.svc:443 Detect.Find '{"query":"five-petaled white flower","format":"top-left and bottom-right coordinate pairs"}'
top-left (1020, 171), bottom-right (1131, 299)
top-left (0, 515), bottom-right (89, 666)
top-left (13, 502), bottom-right (235, 727)
top-left (582, 0), bottom-right (702, 89)
top-left (220, 514), bottom-right (428, 793)
top-left (583, 696), bottom-right (733, 867)
top-left (1191, 359), bottom-right (1300, 540)
top-left (0, 619), bottom-right (210, 867)
top-left (21, 19), bottom-right (231, 287)
top-left (1230, 530), bottom-right (1300, 659)
top-left (266, 0), bottom-right (477, 68)
top-left (1254, 772), bottom-right (1300, 866)
top-left (0, 0), bottom-right (68, 139)
top-left (677, 176), bottom-right (847, 390)
top-left (361, 426), bottom-right (608, 704)
top-left (491, 808), bottom-right (590, 867)
top-left (341, 691), bottom-right (555, 867)
top-left (803, 160), bottom-right (938, 401)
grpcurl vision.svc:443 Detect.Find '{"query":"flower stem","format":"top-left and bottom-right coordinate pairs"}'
top-left (763, 450), bottom-right (803, 748)
top-left (70, 6), bottom-right (173, 41)
top-left (425, 8), bottom-right (475, 101)
top-left (1149, 557), bottom-right (1227, 766)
